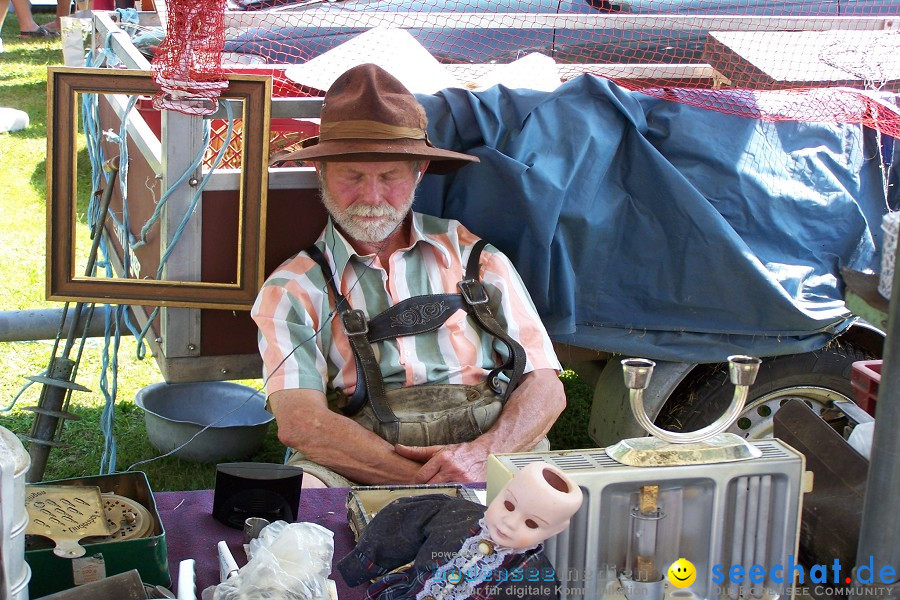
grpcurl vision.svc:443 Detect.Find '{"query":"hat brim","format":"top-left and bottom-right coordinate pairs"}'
top-left (277, 137), bottom-right (480, 174)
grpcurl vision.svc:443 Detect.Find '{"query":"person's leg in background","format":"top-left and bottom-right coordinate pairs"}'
top-left (46, 0), bottom-right (69, 31)
top-left (0, 0), bottom-right (57, 37)
top-left (53, 0), bottom-right (119, 31)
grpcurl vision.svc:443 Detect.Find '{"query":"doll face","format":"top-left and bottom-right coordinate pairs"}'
top-left (483, 464), bottom-right (580, 549)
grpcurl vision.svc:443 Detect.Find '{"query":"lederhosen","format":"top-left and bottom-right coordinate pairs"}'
top-left (306, 239), bottom-right (526, 447)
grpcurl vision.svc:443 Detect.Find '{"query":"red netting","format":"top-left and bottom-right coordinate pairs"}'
top-left (204, 67), bottom-right (319, 168)
top-left (207, 113), bottom-right (319, 167)
top-left (214, 1), bottom-right (899, 94)
top-left (156, 0), bottom-right (898, 160)
top-left (631, 87), bottom-right (900, 138)
top-left (150, 0), bottom-right (229, 115)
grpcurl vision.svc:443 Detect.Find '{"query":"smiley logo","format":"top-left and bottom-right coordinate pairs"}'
top-left (667, 558), bottom-right (697, 588)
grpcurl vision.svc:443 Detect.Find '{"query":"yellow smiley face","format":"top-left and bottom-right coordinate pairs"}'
top-left (667, 558), bottom-right (697, 588)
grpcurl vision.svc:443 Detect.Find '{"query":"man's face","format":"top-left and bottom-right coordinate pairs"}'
top-left (318, 161), bottom-right (423, 244)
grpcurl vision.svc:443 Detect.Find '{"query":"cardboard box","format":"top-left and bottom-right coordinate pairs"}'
top-left (25, 471), bottom-right (169, 598)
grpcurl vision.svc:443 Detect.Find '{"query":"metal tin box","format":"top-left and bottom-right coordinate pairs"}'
top-left (24, 471), bottom-right (169, 598)
top-left (346, 483), bottom-right (483, 540)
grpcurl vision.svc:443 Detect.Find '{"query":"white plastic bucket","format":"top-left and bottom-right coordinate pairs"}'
top-left (1, 425), bottom-right (31, 600)
top-left (880, 211), bottom-right (900, 299)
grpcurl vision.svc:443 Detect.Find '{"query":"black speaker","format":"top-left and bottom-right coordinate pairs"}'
top-left (212, 462), bottom-right (304, 529)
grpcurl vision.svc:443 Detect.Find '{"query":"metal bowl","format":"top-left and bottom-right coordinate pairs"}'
top-left (135, 382), bottom-right (273, 464)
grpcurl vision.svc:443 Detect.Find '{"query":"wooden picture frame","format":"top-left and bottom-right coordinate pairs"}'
top-left (46, 67), bottom-right (270, 310)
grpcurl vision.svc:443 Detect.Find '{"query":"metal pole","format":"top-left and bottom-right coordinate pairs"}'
top-left (24, 357), bottom-right (79, 482)
top-left (0, 307), bottom-right (121, 342)
top-left (25, 158), bottom-right (119, 482)
top-left (855, 224), bottom-right (900, 581)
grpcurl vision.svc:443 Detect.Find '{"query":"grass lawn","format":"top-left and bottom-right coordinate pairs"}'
top-left (0, 17), bottom-right (594, 492)
top-left (0, 15), bottom-right (284, 490)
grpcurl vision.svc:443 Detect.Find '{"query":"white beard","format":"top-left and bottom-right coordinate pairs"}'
top-left (321, 187), bottom-right (414, 244)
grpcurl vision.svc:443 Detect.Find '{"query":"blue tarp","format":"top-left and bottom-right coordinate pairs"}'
top-left (414, 76), bottom-right (887, 363)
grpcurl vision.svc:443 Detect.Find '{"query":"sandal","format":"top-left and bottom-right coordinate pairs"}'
top-left (19, 25), bottom-right (60, 38)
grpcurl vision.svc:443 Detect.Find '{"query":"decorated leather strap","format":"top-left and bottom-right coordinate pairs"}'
top-left (304, 240), bottom-right (526, 429)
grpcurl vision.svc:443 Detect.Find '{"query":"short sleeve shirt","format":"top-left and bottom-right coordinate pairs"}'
top-left (251, 212), bottom-right (560, 399)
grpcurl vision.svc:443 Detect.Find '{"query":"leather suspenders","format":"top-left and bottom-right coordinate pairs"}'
top-left (305, 240), bottom-right (527, 428)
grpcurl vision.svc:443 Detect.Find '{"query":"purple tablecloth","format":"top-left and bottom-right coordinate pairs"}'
top-left (155, 488), bottom-right (360, 599)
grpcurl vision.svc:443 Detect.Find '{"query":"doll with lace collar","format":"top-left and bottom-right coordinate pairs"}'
top-left (337, 462), bottom-right (583, 600)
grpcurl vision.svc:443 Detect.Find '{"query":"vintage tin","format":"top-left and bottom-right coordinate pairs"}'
top-left (24, 471), bottom-right (169, 598)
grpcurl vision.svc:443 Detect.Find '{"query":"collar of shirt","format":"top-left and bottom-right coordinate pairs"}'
top-left (315, 211), bottom-right (453, 280)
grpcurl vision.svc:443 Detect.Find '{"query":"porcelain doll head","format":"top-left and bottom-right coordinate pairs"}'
top-left (483, 462), bottom-right (583, 549)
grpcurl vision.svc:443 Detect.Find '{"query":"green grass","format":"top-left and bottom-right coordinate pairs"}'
top-left (0, 18), bottom-right (594, 492)
top-left (0, 15), bottom-right (267, 491)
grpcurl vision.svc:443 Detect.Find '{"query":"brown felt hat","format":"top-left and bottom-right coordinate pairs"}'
top-left (278, 64), bottom-right (479, 174)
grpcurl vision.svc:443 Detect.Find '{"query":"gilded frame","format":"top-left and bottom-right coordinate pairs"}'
top-left (45, 67), bottom-right (270, 310)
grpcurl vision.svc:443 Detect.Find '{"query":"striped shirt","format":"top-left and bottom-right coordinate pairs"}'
top-left (251, 212), bottom-right (560, 401)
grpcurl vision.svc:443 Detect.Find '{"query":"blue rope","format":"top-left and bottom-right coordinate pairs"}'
top-left (136, 100), bottom-right (236, 345)
top-left (98, 304), bottom-right (126, 474)
top-left (80, 79), bottom-right (234, 472)
top-left (159, 102), bottom-right (234, 270)
top-left (132, 118), bottom-right (212, 250)
top-left (114, 7), bottom-right (139, 23)
top-left (0, 371), bottom-right (46, 413)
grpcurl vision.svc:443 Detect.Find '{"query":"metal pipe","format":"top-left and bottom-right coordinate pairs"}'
top-left (24, 357), bottom-right (77, 482)
top-left (856, 237), bottom-right (900, 578)
top-left (25, 158), bottom-right (120, 482)
top-left (0, 308), bottom-right (123, 342)
top-left (753, 475), bottom-right (772, 599)
top-left (742, 476), bottom-right (760, 598)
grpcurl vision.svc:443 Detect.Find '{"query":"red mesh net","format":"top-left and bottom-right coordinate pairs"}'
top-left (150, 0), bottom-right (229, 115)
top-left (152, 0), bottom-right (898, 159)
top-left (631, 87), bottom-right (900, 138)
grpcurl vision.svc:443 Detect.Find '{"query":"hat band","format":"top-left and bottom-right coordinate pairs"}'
top-left (319, 120), bottom-right (426, 142)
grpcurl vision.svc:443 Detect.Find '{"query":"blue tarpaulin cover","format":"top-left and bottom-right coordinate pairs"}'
top-left (414, 76), bottom-right (887, 363)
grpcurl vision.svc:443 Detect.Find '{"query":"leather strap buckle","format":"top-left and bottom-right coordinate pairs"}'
top-left (342, 309), bottom-right (369, 336)
top-left (457, 279), bottom-right (488, 306)
top-left (488, 373), bottom-right (504, 395)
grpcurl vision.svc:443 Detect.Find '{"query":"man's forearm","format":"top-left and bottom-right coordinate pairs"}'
top-left (479, 368), bottom-right (567, 454)
top-left (301, 414), bottom-right (423, 484)
top-left (269, 390), bottom-right (422, 484)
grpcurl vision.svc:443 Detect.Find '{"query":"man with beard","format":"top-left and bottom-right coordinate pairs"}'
top-left (251, 64), bottom-right (565, 487)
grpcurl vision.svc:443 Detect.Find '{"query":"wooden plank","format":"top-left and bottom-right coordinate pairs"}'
top-left (704, 29), bottom-right (900, 91)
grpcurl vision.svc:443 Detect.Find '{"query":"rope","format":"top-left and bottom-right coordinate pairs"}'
top-left (74, 71), bottom-right (235, 472)
top-left (98, 305), bottom-right (125, 474)
top-left (0, 371), bottom-right (45, 413)
top-left (132, 116), bottom-right (212, 250)
top-left (133, 100), bottom-right (233, 349)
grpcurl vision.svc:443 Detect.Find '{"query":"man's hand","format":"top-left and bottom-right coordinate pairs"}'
top-left (396, 368), bottom-right (566, 483)
top-left (394, 442), bottom-right (489, 483)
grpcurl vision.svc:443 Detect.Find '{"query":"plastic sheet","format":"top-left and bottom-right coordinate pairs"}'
top-left (415, 77), bottom-right (888, 362)
top-left (203, 521), bottom-right (334, 600)
top-left (848, 421), bottom-right (875, 459)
